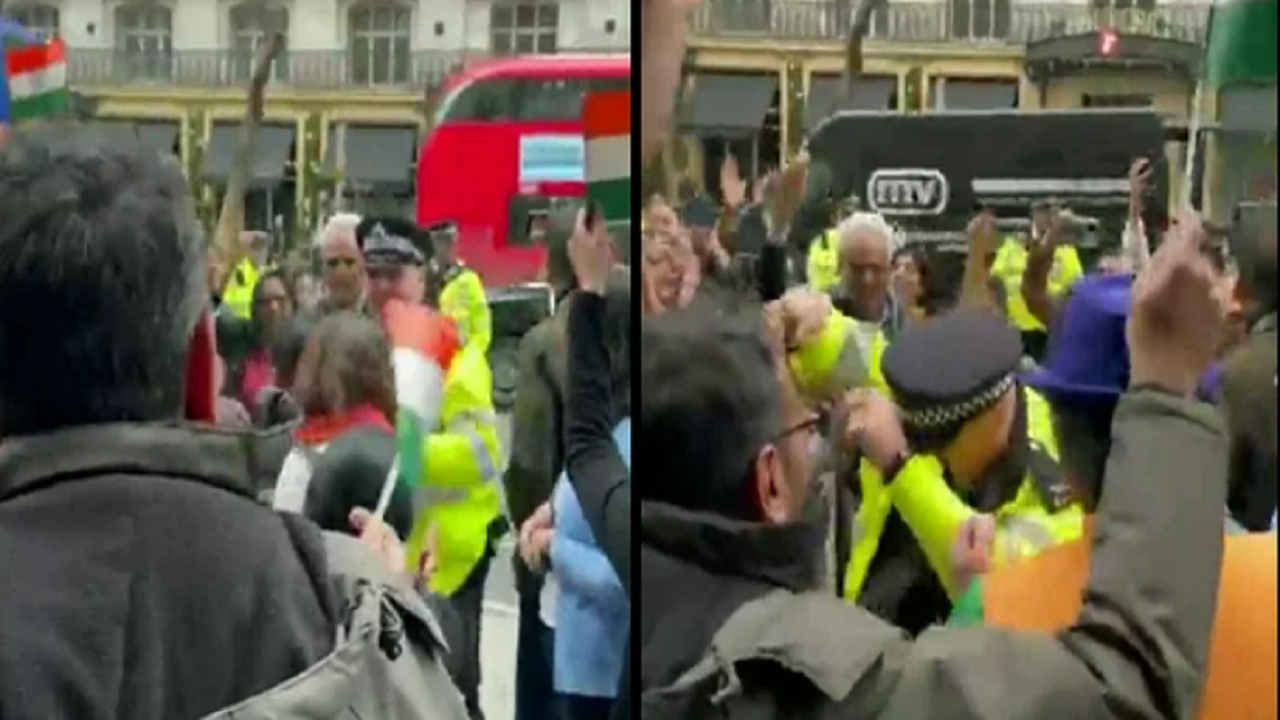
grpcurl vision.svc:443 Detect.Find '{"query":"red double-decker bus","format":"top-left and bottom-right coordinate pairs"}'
top-left (417, 53), bottom-right (630, 288)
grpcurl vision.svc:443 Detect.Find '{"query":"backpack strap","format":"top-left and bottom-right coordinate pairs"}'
top-left (644, 589), bottom-right (903, 710)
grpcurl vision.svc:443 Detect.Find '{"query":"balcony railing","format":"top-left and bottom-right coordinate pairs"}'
top-left (66, 48), bottom-right (480, 91)
top-left (690, 1), bottom-right (1209, 45)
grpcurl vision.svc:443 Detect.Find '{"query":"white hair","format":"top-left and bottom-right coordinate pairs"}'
top-left (314, 212), bottom-right (362, 248)
top-left (836, 212), bottom-right (901, 257)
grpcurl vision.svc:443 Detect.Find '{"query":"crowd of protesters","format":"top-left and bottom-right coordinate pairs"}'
top-left (0, 114), bottom-right (634, 720)
top-left (633, 0), bottom-right (1277, 717)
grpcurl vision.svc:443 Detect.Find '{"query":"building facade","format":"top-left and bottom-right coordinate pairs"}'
top-left (2, 0), bottom-right (629, 234)
top-left (675, 0), bottom-right (1271, 221)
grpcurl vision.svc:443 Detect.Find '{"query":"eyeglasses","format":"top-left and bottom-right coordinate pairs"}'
top-left (780, 412), bottom-right (822, 440)
top-left (325, 257), bottom-right (358, 270)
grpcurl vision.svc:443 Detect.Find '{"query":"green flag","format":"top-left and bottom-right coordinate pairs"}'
top-left (1204, 0), bottom-right (1278, 89)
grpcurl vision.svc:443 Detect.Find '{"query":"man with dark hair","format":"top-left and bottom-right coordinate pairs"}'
top-left (639, 211), bottom-right (1234, 719)
top-left (0, 125), bottom-right (466, 719)
top-left (1222, 201), bottom-right (1278, 530)
top-left (504, 204), bottom-right (580, 720)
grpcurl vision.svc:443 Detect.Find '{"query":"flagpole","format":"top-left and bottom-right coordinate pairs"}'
top-left (1182, 79), bottom-right (1204, 210)
top-left (1182, 2), bottom-right (1216, 211)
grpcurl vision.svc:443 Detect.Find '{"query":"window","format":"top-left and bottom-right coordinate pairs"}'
top-left (5, 3), bottom-right (60, 38)
top-left (349, 2), bottom-right (411, 85)
top-left (230, 3), bottom-right (289, 82)
top-left (1091, 0), bottom-right (1159, 35)
top-left (949, 0), bottom-right (1011, 40)
top-left (437, 75), bottom-right (630, 124)
top-left (116, 4), bottom-right (173, 80)
top-left (490, 2), bottom-right (559, 55)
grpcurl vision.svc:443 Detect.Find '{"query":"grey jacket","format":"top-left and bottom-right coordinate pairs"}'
top-left (643, 390), bottom-right (1227, 720)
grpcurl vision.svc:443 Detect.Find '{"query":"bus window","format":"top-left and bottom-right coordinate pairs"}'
top-left (436, 75), bottom-right (632, 124)
top-left (519, 76), bottom-right (632, 121)
top-left (437, 78), bottom-right (520, 123)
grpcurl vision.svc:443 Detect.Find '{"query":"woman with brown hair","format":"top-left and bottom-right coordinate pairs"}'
top-left (271, 311), bottom-right (414, 540)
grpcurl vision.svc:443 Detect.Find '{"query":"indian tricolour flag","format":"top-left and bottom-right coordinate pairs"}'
top-left (583, 90), bottom-right (631, 227)
top-left (1203, 0), bottom-right (1278, 89)
top-left (0, 38), bottom-right (68, 124)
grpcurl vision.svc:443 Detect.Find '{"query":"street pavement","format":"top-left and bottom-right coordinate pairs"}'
top-left (480, 413), bottom-right (518, 720)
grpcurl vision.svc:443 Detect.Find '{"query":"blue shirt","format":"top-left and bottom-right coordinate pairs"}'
top-left (549, 419), bottom-right (631, 698)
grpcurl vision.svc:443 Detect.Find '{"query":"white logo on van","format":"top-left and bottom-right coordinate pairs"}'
top-left (867, 169), bottom-right (949, 217)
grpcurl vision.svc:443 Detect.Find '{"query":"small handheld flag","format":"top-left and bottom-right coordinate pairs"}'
top-left (583, 90), bottom-right (631, 229)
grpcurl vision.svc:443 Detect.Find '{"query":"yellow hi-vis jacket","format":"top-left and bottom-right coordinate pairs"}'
top-left (787, 306), bottom-right (891, 401)
top-left (806, 229), bottom-right (840, 293)
top-left (407, 343), bottom-right (504, 597)
top-left (221, 257), bottom-right (260, 320)
top-left (439, 265), bottom-right (493, 355)
top-left (989, 236), bottom-right (1084, 332)
top-left (842, 387), bottom-right (1085, 602)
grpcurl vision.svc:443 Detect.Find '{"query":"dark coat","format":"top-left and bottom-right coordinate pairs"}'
top-left (0, 423), bottom-right (336, 720)
top-left (641, 390), bottom-right (1228, 720)
top-left (502, 298), bottom-right (571, 597)
top-left (1222, 313), bottom-right (1278, 531)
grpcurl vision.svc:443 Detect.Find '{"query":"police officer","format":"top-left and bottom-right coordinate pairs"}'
top-left (988, 200), bottom-right (1084, 362)
top-left (357, 217), bottom-right (505, 720)
top-left (427, 220), bottom-right (492, 355)
top-left (221, 230), bottom-right (273, 320)
top-left (838, 310), bottom-right (1083, 629)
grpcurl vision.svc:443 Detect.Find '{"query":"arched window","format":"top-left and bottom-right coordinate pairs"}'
top-left (348, 2), bottom-right (411, 85)
top-left (949, 0), bottom-right (1011, 40)
top-left (116, 3), bottom-right (173, 80)
top-left (490, 2), bottom-right (559, 55)
top-left (5, 3), bottom-right (61, 39)
top-left (229, 3), bottom-right (289, 82)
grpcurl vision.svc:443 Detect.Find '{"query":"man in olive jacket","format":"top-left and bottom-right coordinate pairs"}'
top-left (502, 207), bottom-right (579, 720)
top-left (640, 213), bottom-right (1229, 720)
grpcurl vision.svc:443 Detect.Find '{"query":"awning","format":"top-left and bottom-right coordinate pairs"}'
top-left (325, 125), bottom-right (418, 194)
top-left (932, 79), bottom-right (1019, 110)
top-left (684, 72), bottom-right (778, 137)
top-left (805, 75), bottom-right (897, 132)
top-left (91, 120), bottom-right (179, 155)
top-left (203, 123), bottom-right (295, 186)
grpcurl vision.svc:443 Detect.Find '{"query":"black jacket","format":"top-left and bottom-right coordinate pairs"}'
top-left (640, 499), bottom-right (827, 691)
top-left (0, 423), bottom-right (336, 720)
top-left (564, 291), bottom-right (633, 720)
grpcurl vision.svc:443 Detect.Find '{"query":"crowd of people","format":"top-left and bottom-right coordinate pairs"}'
top-left (0, 117), bottom-right (634, 720)
top-left (633, 1), bottom-right (1276, 718)
top-left (0, 1), bottom-right (1273, 718)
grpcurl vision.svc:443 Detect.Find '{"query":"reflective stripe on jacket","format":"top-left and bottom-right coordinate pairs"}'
top-left (440, 266), bottom-right (492, 355)
top-left (843, 387), bottom-right (1084, 602)
top-left (409, 344), bottom-right (504, 597)
top-left (806, 229), bottom-right (840, 293)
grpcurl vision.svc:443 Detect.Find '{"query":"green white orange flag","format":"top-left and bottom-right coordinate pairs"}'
top-left (3, 38), bottom-right (68, 123)
top-left (583, 90), bottom-right (631, 227)
top-left (380, 300), bottom-right (459, 567)
top-left (1204, 0), bottom-right (1278, 89)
